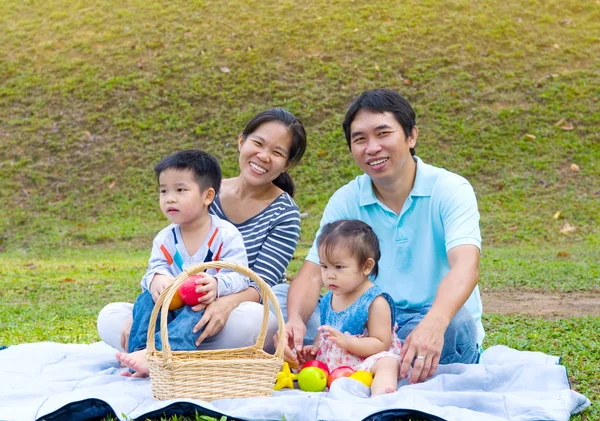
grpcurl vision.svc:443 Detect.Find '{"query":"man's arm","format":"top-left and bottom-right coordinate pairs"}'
top-left (399, 244), bottom-right (479, 383)
top-left (284, 260), bottom-right (323, 363)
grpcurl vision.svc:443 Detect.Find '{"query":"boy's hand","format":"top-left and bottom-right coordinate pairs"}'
top-left (149, 274), bottom-right (174, 302)
top-left (192, 273), bottom-right (218, 305)
top-left (319, 325), bottom-right (348, 349)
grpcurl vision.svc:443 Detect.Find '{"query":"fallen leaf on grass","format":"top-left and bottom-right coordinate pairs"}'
top-left (220, 66), bottom-right (231, 73)
top-left (553, 118), bottom-right (566, 127)
top-left (556, 251), bottom-right (571, 258)
top-left (552, 44), bottom-right (560, 49)
top-left (553, 211), bottom-right (561, 220)
top-left (507, 225), bottom-right (517, 231)
top-left (108, 181), bottom-right (116, 189)
top-left (60, 278), bottom-right (76, 283)
top-left (560, 124), bottom-right (574, 131)
top-left (559, 222), bottom-right (577, 235)
top-left (524, 134), bottom-right (536, 140)
top-left (570, 163), bottom-right (580, 173)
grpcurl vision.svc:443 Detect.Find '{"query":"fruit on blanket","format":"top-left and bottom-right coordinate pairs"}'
top-left (349, 370), bottom-right (373, 387)
top-left (300, 360), bottom-right (330, 377)
top-left (327, 365), bottom-right (356, 388)
top-left (168, 289), bottom-right (185, 310)
top-left (297, 367), bottom-right (328, 392)
top-left (274, 362), bottom-right (298, 390)
top-left (178, 275), bottom-right (207, 306)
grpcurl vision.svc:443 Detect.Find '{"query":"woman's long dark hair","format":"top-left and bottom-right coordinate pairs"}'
top-left (241, 108), bottom-right (307, 197)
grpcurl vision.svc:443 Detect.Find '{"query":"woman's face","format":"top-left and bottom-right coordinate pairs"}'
top-left (238, 121), bottom-right (293, 186)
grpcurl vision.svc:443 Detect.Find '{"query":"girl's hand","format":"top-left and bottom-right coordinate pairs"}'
top-left (194, 273), bottom-right (218, 305)
top-left (319, 325), bottom-right (348, 349)
top-left (299, 345), bottom-right (319, 364)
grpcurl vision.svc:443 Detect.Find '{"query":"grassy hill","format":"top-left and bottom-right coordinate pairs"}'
top-left (0, 0), bottom-right (598, 419)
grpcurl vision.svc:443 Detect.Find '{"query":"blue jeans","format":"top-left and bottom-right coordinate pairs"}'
top-left (272, 283), bottom-right (479, 364)
top-left (395, 304), bottom-right (479, 364)
top-left (127, 290), bottom-right (205, 353)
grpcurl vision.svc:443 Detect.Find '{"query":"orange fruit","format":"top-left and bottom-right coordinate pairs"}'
top-left (168, 290), bottom-right (185, 310)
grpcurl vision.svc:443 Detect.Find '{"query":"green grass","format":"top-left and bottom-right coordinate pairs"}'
top-left (0, 0), bottom-right (598, 419)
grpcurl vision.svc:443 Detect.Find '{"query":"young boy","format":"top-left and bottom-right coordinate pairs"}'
top-left (116, 149), bottom-right (249, 377)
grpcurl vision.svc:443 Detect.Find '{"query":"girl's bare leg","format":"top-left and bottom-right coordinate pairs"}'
top-left (370, 357), bottom-right (399, 396)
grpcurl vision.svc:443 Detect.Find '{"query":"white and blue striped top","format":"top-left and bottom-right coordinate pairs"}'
top-left (209, 192), bottom-right (301, 288)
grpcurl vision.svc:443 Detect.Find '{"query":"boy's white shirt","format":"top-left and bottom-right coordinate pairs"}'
top-left (140, 214), bottom-right (250, 297)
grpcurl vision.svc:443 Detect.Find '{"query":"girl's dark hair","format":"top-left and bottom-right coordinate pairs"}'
top-left (317, 220), bottom-right (381, 278)
top-left (241, 107), bottom-right (307, 197)
top-left (342, 88), bottom-right (417, 156)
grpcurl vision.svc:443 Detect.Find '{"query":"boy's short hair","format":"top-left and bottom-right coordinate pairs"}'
top-left (154, 149), bottom-right (222, 194)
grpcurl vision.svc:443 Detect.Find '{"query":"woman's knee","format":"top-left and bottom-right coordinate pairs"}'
top-left (97, 302), bottom-right (133, 351)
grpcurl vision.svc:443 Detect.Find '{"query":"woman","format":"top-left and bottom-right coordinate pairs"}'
top-left (97, 108), bottom-right (307, 354)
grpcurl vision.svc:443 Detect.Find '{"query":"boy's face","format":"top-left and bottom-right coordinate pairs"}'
top-left (158, 168), bottom-right (214, 228)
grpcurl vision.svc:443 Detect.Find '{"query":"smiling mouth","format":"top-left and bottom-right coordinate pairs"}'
top-left (368, 157), bottom-right (389, 167)
top-left (249, 162), bottom-right (267, 173)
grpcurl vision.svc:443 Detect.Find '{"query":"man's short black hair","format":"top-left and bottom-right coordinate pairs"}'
top-left (154, 149), bottom-right (222, 194)
top-left (342, 88), bottom-right (417, 156)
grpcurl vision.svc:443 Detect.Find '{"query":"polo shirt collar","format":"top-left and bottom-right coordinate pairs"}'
top-left (358, 156), bottom-right (433, 207)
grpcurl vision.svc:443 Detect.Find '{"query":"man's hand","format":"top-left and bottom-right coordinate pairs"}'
top-left (193, 273), bottom-right (218, 305)
top-left (149, 274), bottom-right (174, 302)
top-left (279, 317), bottom-right (307, 366)
top-left (191, 294), bottom-right (235, 346)
top-left (318, 325), bottom-right (348, 350)
top-left (399, 316), bottom-right (446, 384)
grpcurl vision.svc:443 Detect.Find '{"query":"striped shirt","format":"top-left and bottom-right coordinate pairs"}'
top-left (209, 192), bottom-right (301, 288)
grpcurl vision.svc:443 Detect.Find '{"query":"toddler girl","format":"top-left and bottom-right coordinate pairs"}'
top-left (302, 219), bottom-right (402, 396)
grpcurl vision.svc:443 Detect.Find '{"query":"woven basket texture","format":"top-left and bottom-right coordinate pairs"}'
top-left (146, 261), bottom-right (285, 401)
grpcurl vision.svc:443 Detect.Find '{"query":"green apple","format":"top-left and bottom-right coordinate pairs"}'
top-left (297, 366), bottom-right (328, 392)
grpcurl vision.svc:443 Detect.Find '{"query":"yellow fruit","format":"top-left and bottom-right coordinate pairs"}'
top-left (349, 370), bottom-right (373, 387)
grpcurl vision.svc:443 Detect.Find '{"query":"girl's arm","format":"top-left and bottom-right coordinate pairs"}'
top-left (320, 296), bottom-right (392, 358)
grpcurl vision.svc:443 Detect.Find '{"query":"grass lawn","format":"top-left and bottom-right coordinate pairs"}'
top-left (0, 0), bottom-right (598, 419)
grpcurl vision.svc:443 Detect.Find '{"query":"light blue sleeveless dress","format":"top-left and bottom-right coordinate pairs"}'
top-left (316, 285), bottom-right (403, 372)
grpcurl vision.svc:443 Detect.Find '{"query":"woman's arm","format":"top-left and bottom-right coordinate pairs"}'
top-left (250, 206), bottom-right (301, 288)
top-left (319, 296), bottom-right (392, 358)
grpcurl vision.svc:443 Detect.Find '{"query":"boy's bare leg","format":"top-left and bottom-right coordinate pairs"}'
top-left (116, 350), bottom-right (150, 378)
top-left (370, 357), bottom-right (399, 396)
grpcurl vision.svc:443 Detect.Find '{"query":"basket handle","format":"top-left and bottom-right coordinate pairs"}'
top-left (146, 261), bottom-right (285, 363)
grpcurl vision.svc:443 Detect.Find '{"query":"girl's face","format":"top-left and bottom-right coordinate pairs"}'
top-left (238, 121), bottom-right (293, 187)
top-left (319, 245), bottom-right (374, 297)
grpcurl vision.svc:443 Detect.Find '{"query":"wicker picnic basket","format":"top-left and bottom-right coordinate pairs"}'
top-left (146, 261), bottom-right (285, 401)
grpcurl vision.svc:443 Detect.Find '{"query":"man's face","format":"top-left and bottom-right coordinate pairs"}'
top-left (348, 110), bottom-right (416, 183)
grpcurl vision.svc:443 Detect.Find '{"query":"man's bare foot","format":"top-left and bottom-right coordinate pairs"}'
top-left (116, 350), bottom-right (150, 378)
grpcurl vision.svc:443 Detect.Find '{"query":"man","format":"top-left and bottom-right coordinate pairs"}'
top-left (275, 88), bottom-right (483, 384)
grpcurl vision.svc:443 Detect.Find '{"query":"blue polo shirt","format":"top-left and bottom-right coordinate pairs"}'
top-left (306, 157), bottom-right (484, 344)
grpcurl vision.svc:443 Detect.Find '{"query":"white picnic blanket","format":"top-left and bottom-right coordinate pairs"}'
top-left (0, 342), bottom-right (590, 421)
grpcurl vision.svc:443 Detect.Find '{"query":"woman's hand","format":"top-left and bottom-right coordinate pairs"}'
top-left (191, 294), bottom-right (237, 346)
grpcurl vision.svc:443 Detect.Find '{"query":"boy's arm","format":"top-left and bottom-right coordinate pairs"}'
top-left (140, 234), bottom-right (174, 292)
top-left (213, 232), bottom-right (250, 297)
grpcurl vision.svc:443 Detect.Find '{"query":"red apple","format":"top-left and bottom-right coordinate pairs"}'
top-left (178, 274), bottom-right (207, 306)
top-left (327, 365), bottom-right (356, 388)
top-left (300, 360), bottom-right (330, 377)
